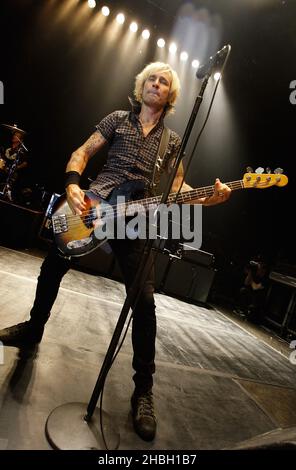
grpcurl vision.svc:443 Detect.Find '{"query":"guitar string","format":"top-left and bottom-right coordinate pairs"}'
top-left (58, 182), bottom-right (246, 228)
top-left (57, 181), bottom-right (277, 229)
top-left (58, 181), bottom-right (275, 230)
top-left (54, 174), bottom-right (284, 226)
top-left (56, 176), bottom-right (286, 230)
top-left (57, 181), bottom-right (245, 227)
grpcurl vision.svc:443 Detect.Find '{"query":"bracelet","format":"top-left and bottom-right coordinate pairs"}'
top-left (65, 171), bottom-right (81, 188)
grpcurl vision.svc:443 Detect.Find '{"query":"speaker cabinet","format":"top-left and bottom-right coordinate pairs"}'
top-left (264, 272), bottom-right (296, 336)
top-left (286, 296), bottom-right (296, 336)
top-left (265, 282), bottom-right (292, 327)
top-left (160, 258), bottom-right (216, 304)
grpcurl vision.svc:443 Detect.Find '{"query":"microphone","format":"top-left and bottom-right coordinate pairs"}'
top-left (196, 44), bottom-right (231, 79)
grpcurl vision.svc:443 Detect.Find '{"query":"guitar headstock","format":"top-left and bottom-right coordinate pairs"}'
top-left (243, 168), bottom-right (288, 189)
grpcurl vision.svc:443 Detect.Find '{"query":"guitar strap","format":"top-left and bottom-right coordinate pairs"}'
top-left (149, 126), bottom-right (171, 195)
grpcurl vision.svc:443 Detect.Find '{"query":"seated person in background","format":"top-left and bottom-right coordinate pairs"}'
top-left (234, 255), bottom-right (269, 323)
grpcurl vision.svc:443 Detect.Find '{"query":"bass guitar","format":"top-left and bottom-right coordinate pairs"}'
top-left (51, 172), bottom-right (288, 257)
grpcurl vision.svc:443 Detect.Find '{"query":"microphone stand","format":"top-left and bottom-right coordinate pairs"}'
top-left (45, 73), bottom-right (214, 450)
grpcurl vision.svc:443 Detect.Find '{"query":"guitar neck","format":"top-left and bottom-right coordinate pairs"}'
top-left (124, 180), bottom-right (244, 214)
top-left (164, 179), bottom-right (244, 204)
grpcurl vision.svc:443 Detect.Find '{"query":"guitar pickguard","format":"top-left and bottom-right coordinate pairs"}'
top-left (67, 236), bottom-right (93, 250)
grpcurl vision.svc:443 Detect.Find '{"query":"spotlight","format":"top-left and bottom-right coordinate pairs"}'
top-left (169, 43), bottom-right (177, 54)
top-left (130, 22), bottom-right (138, 33)
top-left (116, 13), bottom-right (125, 24)
top-left (101, 6), bottom-right (110, 16)
top-left (180, 51), bottom-right (188, 61)
top-left (192, 59), bottom-right (200, 68)
top-left (214, 72), bottom-right (221, 80)
top-left (157, 38), bottom-right (165, 48)
top-left (88, 0), bottom-right (96, 8)
top-left (142, 29), bottom-right (150, 39)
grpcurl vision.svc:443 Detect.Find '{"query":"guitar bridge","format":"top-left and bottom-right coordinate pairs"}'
top-left (52, 214), bottom-right (68, 234)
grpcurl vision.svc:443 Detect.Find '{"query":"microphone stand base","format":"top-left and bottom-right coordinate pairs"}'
top-left (45, 402), bottom-right (120, 450)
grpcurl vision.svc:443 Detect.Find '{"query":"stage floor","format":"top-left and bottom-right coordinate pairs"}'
top-left (0, 246), bottom-right (295, 450)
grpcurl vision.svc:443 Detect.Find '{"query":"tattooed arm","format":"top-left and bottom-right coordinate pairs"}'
top-left (66, 130), bottom-right (107, 174)
top-left (66, 131), bottom-right (107, 215)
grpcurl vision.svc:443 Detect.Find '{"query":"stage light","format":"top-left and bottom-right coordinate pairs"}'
top-left (116, 13), bottom-right (125, 24)
top-left (192, 59), bottom-right (200, 68)
top-left (214, 72), bottom-right (221, 80)
top-left (87, 0), bottom-right (96, 8)
top-left (101, 6), bottom-right (110, 17)
top-left (142, 29), bottom-right (150, 39)
top-left (157, 38), bottom-right (165, 48)
top-left (130, 22), bottom-right (138, 33)
top-left (169, 42), bottom-right (177, 54)
top-left (180, 51), bottom-right (188, 61)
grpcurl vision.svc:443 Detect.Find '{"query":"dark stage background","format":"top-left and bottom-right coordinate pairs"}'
top-left (0, 0), bottom-right (295, 269)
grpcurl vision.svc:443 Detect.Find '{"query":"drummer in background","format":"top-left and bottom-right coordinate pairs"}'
top-left (4, 131), bottom-right (28, 171)
top-left (0, 130), bottom-right (29, 201)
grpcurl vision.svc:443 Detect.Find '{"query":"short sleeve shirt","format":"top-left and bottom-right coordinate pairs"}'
top-left (89, 110), bottom-right (181, 199)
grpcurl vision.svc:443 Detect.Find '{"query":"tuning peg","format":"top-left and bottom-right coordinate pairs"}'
top-left (255, 167), bottom-right (264, 174)
top-left (246, 166), bottom-right (253, 173)
top-left (274, 167), bottom-right (283, 174)
top-left (266, 167), bottom-right (272, 174)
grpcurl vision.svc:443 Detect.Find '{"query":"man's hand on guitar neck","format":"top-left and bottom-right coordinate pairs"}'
top-left (66, 184), bottom-right (86, 215)
top-left (172, 162), bottom-right (231, 206)
top-left (180, 178), bottom-right (231, 206)
top-left (199, 178), bottom-right (232, 206)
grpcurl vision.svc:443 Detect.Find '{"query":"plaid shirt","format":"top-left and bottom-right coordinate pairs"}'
top-left (89, 109), bottom-right (181, 199)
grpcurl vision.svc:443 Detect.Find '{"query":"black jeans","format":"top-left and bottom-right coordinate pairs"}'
top-left (29, 238), bottom-right (156, 393)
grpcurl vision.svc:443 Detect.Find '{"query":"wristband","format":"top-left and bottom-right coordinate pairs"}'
top-left (65, 171), bottom-right (81, 188)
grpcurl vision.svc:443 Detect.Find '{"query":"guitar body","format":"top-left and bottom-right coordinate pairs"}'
top-left (52, 190), bottom-right (108, 257)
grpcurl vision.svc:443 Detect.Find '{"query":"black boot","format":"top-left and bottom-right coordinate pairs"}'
top-left (131, 389), bottom-right (157, 441)
top-left (0, 320), bottom-right (44, 347)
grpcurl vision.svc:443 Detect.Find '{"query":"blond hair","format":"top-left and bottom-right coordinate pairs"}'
top-left (134, 62), bottom-right (181, 115)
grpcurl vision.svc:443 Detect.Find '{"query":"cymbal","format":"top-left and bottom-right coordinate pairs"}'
top-left (1, 123), bottom-right (27, 135)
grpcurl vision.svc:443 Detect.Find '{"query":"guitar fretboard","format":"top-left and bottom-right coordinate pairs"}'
top-left (123, 180), bottom-right (244, 215)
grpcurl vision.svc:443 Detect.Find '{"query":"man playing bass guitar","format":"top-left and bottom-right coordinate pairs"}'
top-left (0, 62), bottom-right (231, 441)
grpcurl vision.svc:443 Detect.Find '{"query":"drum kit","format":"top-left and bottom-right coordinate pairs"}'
top-left (0, 123), bottom-right (28, 202)
top-left (0, 123), bottom-right (51, 210)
